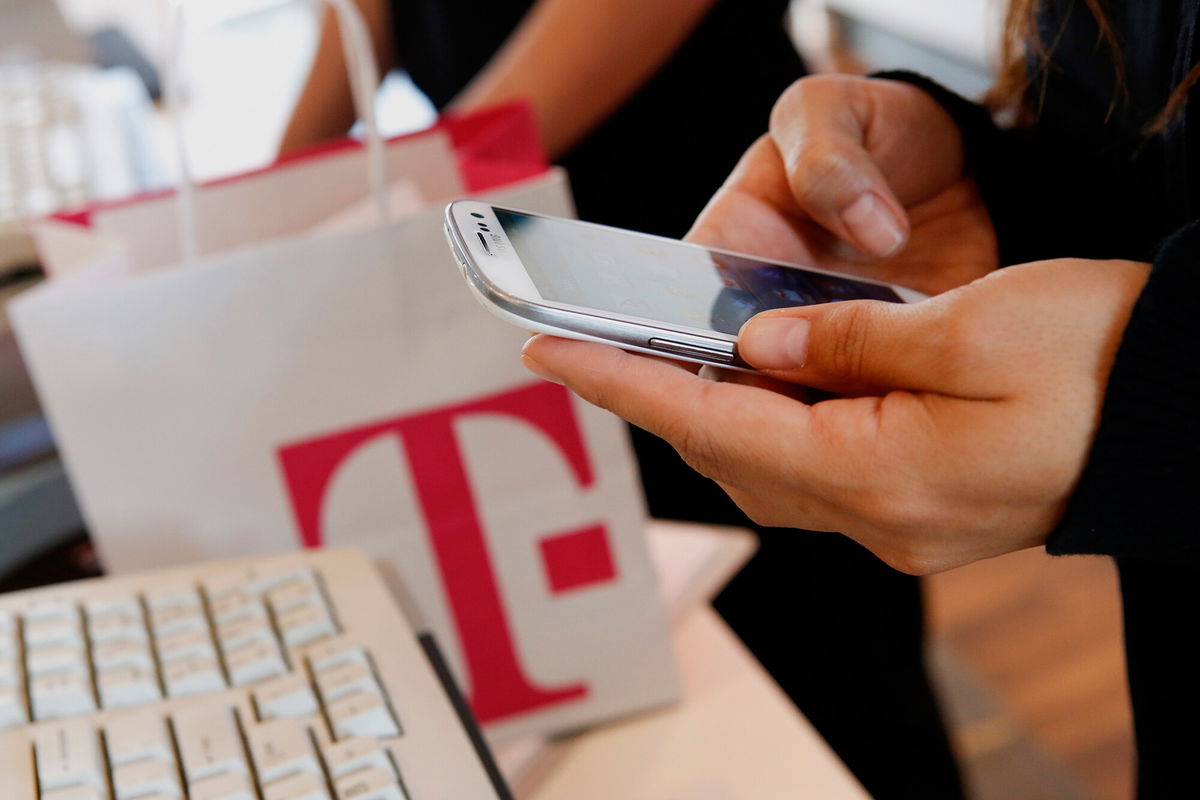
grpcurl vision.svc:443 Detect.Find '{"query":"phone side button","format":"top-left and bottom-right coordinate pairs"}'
top-left (648, 338), bottom-right (736, 364)
top-left (452, 240), bottom-right (470, 267)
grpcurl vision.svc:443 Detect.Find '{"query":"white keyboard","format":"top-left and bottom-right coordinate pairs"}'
top-left (0, 549), bottom-right (508, 800)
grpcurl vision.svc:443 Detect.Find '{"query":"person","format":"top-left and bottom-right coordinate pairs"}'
top-left (523, 0), bottom-right (1200, 795)
top-left (282, 3), bottom-right (967, 798)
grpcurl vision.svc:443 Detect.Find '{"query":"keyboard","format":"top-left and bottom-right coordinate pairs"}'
top-left (0, 549), bottom-right (509, 800)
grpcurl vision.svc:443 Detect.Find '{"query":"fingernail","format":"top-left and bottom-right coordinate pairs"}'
top-left (520, 352), bottom-right (565, 385)
top-left (739, 317), bottom-right (810, 369)
top-left (842, 192), bottom-right (905, 258)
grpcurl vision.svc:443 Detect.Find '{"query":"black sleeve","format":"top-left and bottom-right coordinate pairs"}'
top-left (872, 70), bottom-right (1120, 266)
top-left (873, 71), bottom-right (1200, 563)
top-left (1048, 221), bottom-right (1200, 562)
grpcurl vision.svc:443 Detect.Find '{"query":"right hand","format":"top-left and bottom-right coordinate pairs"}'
top-left (523, 256), bottom-right (1151, 573)
top-left (688, 75), bottom-right (998, 296)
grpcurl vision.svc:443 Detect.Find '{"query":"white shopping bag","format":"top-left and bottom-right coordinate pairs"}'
top-left (10, 0), bottom-right (677, 742)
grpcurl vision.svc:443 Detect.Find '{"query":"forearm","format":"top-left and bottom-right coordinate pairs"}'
top-left (279, 0), bottom-right (395, 155)
top-left (449, 0), bottom-right (718, 159)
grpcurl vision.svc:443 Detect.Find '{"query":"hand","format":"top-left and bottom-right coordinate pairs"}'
top-left (522, 258), bottom-right (1151, 574)
top-left (688, 76), bottom-right (997, 296)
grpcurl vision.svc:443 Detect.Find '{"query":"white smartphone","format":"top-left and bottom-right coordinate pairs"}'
top-left (444, 200), bottom-right (926, 370)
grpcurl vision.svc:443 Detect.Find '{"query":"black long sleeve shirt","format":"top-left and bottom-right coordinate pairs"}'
top-left (391, 0), bottom-right (803, 239)
top-left (887, 2), bottom-right (1200, 794)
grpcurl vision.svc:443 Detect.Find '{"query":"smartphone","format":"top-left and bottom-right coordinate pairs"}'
top-left (444, 201), bottom-right (925, 370)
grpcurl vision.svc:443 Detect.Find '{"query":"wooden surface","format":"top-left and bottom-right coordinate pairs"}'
top-left (525, 606), bottom-right (872, 800)
top-left (499, 521), bottom-right (868, 799)
top-left (927, 548), bottom-right (1133, 800)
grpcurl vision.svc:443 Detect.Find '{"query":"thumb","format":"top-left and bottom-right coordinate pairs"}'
top-left (738, 299), bottom-right (986, 398)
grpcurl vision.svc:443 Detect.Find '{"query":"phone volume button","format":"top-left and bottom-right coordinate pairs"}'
top-left (648, 338), bottom-right (735, 364)
top-left (447, 232), bottom-right (470, 266)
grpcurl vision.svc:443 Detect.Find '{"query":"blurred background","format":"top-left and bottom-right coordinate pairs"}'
top-left (0, 2), bottom-right (1130, 798)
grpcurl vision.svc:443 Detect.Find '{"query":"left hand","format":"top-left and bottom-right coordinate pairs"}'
top-left (684, 78), bottom-right (999, 297)
top-left (521, 258), bottom-right (1151, 574)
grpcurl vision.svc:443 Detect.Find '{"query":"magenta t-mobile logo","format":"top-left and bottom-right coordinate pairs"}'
top-left (276, 382), bottom-right (618, 723)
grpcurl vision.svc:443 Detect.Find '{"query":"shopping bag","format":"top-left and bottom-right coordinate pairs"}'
top-left (9, 0), bottom-right (677, 742)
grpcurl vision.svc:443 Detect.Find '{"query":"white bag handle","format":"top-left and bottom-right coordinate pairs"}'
top-left (164, 0), bottom-right (390, 265)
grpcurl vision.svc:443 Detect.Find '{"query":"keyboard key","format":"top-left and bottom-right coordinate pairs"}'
top-left (175, 706), bottom-right (250, 782)
top-left (111, 756), bottom-right (182, 800)
top-left (104, 712), bottom-right (173, 765)
top-left (316, 660), bottom-right (376, 704)
top-left (145, 588), bottom-right (202, 613)
top-left (277, 602), bottom-right (337, 650)
top-left (333, 766), bottom-right (408, 800)
top-left (22, 598), bottom-right (76, 623)
top-left (216, 612), bottom-right (274, 652)
top-left (326, 689), bottom-right (400, 740)
top-left (150, 604), bottom-right (208, 637)
top-left (188, 770), bottom-right (256, 800)
top-left (321, 738), bottom-right (393, 780)
top-left (83, 594), bottom-right (141, 619)
top-left (254, 673), bottom-right (319, 720)
top-left (97, 664), bottom-right (162, 708)
top-left (263, 772), bottom-right (332, 800)
top-left (157, 629), bottom-right (218, 664)
top-left (0, 662), bottom-right (17, 714)
top-left (209, 593), bottom-right (264, 625)
top-left (247, 718), bottom-right (322, 784)
top-left (251, 566), bottom-right (313, 595)
top-left (23, 616), bottom-right (83, 648)
top-left (26, 642), bottom-right (87, 676)
top-left (0, 619), bottom-right (17, 658)
top-left (0, 684), bottom-right (28, 728)
top-left (30, 670), bottom-right (96, 718)
top-left (266, 573), bottom-right (323, 615)
top-left (92, 639), bottom-right (155, 671)
top-left (163, 654), bottom-right (225, 697)
top-left (0, 653), bottom-right (20, 686)
top-left (41, 786), bottom-right (107, 800)
top-left (202, 572), bottom-right (255, 602)
top-left (34, 723), bottom-right (105, 791)
top-left (225, 640), bottom-right (287, 687)
top-left (306, 643), bottom-right (368, 675)
top-left (87, 611), bottom-right (148, 644)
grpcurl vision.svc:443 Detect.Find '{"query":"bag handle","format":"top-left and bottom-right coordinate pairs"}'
top-left (164, 0), bottom-right (390, 265)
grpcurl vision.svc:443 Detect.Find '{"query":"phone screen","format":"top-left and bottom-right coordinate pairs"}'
top-left (494, 209), bottom-right (902, 335)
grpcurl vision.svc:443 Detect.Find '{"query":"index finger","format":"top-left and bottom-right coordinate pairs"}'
top-left (521, 334), bottom-right (817, 485)
top-left (686, 136), bottom-right (820, 266)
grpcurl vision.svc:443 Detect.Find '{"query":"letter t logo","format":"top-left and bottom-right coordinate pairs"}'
top-left (277, 382), bottom-right (616, 723)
